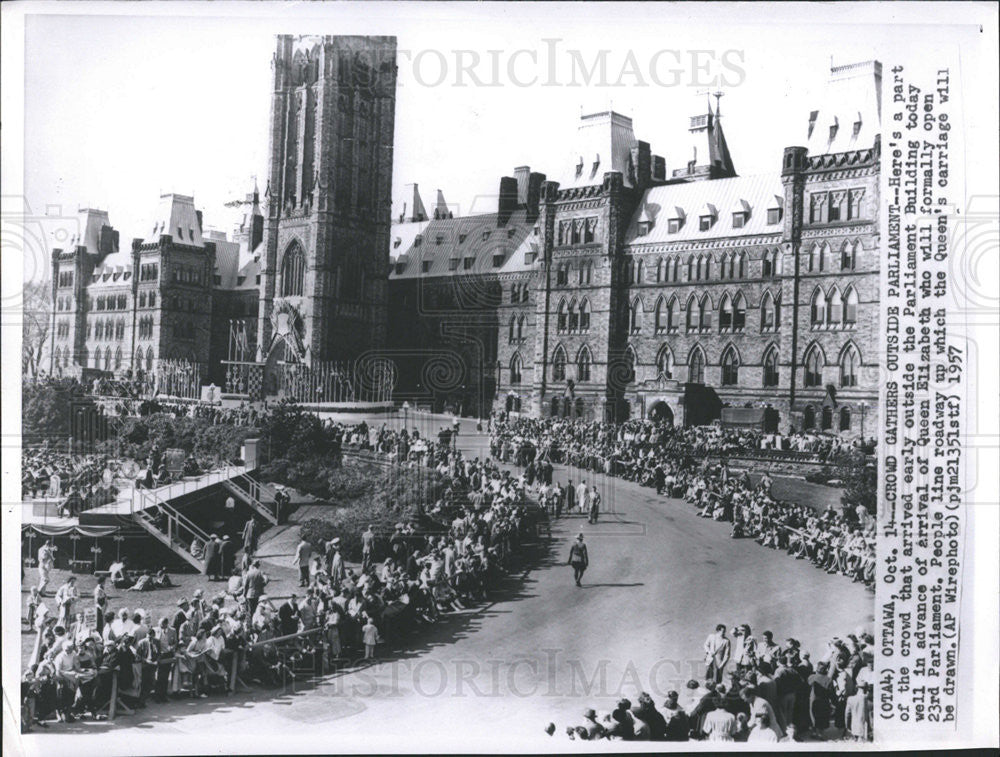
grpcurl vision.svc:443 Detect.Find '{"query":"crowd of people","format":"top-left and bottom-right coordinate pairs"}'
top-left (490, 415), bottom-right (876, 587)
top-left (553, 622), bottom-right (874, 742)
top-left (22, 446), bottom-right (123, 516)
top-left (22, 419), bottom-right (542, 730)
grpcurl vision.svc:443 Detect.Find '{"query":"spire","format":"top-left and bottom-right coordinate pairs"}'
top-left (680, 90), bottom-right (737, 180)
top-left (406, 183), bottom-right (427, 222)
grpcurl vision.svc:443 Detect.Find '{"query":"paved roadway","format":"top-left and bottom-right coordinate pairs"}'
top-left (33, 417), bottom-right (872, 753)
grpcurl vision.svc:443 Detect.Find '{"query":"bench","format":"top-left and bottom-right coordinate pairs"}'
top-left (70, 559), bottom-right (92, 574)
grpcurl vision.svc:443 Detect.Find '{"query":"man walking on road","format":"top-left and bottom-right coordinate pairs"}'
top-left (704, 624), bottom-right (732, 684)
top-left (567, 533), bottom-right (589, 587)
top-left (565, 479), bottom-right (575, 514)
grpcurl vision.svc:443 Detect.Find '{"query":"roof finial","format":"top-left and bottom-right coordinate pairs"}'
top-left (713, 90), bottom-right (724, 117)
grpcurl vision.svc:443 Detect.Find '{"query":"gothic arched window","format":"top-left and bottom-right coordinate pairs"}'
top-left (576, 346), bottom-right (592, 382)
top-left (656, 345), bottom-right (674, 379)
top-left (721, 346), bottom-right (740, 386)
top-left (689, 348), bottom-right (705, 385)
top-left (552, 346), bottom-right (567, 382)
top-left (280, 241), bottom-right (306, 297)
top-left (840, 344), bottom-right (860, 387)
top-left (509, 353), bottom-right (522, 385)
top-left (804, 346), bottom-right (824, 387)
top-left (763, 346), bottom-right (780, 387)
top-left (579, 299), bottom-right (591, 332)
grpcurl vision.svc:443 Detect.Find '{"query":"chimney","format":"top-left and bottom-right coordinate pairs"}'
top-left (525, 172), bottom-right (546, 222)
top-left (631, 142), bottom-right (651, 190)
top-left (513, 166), bottom-right (530, 207)
top-left (497, 176), bottom-right (518, 225)
top-left (652, 155), bottom-right (666, 182)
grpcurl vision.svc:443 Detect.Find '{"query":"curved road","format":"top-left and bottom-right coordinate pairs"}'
top-left (38, 421), bottom-right (872, 752)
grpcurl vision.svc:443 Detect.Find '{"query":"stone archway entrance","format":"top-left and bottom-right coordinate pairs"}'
top-left (649, 400), bottom-right (674, 425)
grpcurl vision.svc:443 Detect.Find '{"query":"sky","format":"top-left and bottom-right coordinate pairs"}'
top-left (18, 4), bottom-right (977, 279)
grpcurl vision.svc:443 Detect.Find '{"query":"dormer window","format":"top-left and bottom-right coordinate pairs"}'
top-left (459, 233), bottom-right (467, 244)
top-left (828, 116), bottom-right (839, 144)
top-left (395, 263), bottom-right (405, 275)
top-left (637, 221), bottom-right (651, 237)
top-left (393, 237), bottom-right (402, 249)
top-left (414, 235), bottom-right (423, 247)
top-left (422, 260), bottom-right (431, 273)
top-left (668, 218), bottom-right (681, 234)
top-left (575, 156), bottom-right (584, 179)
top-left (436, 234), bottom-right (444, 245)
top-left (177, 226), bottom-right (183, 238)
top-left (699, 215), bottom-right (714, 231)
top-left (481, 230), bottom-right (490, 241)
top-left (767, 208), bottom-right (782, 224)
top-left (807, 110), bottom-right (819, 139)
top-left (732, 212), bottom-right (747, 229)
top-left (507, 228), bottom-right (516, 238)
top-left (493, 254), bottom-right (505, 268)
top-left (532, 225), bottom-right (539, 237)
top-left (463, 257), bottom-right (475, 270)
top-left (448, 257), bottom-right (460, 271)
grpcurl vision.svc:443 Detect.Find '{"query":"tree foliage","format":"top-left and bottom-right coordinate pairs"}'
top-left (22, 279), bottom-right (51, 378)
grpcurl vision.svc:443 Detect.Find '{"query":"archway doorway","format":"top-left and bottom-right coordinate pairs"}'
top-left (649, 400), bottom-right (674, 425)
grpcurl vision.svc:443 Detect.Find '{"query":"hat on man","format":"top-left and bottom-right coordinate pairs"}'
top-left (193, 589), bottom-right (204, 598)
top-left (177, 598), bottom-right (189, 607)
top-left (331, 537), bottom-right (341, 546)
top-left (223, 535), bottom-right (230, 541)
top-left (210, 533), bottom-right (218, 538)
top-left (583, 708), bottom-right (596, 719)
top-left (576, 533), bottom-right (584, 541)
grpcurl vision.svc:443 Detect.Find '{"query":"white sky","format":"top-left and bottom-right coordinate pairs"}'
top-left (18, 4), bottom-right (979, 276)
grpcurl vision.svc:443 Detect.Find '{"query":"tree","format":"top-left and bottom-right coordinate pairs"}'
top-left (22, 279), bottom-right (51, 377)
top-left (835, 447), bottom-right (877, 516)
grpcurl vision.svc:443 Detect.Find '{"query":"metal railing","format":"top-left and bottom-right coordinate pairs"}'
top-left (131, 486), bottom-right (211, 572)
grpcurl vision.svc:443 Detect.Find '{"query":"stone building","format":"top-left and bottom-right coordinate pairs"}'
top-left (257, 34), bottom-right (397, 372)
top-left (45, 191), bottom-right (264, 391)
top-left (390, 61), bottom-right (882, 436)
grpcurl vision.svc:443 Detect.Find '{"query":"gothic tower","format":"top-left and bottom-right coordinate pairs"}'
top-left (258, 35), bottom-right (397, 365)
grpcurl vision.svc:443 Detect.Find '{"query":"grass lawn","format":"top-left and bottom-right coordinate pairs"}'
top-left (19, 562), bottom-right (302, 671)
top-left (763, 474), bottom-right (846, 511)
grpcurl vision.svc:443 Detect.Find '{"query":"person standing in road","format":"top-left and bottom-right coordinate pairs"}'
top-left (242, 517), bottom-right (258, 558)
top-left (37, 540), bottom-right (57, 596)
top-left (588, 485), bottom-right (601, 524)
top-left (576, 480), bottom-right (589, 515)
top-left (565, 479), bottom-right (575, 514)
top-left (361, 525), bottom-right (375, 572)
top-left (704, 624), bottom-right (732, 684)
top-left (293, 539), bottom-right (312, 587)
top-left (567, 533), bottom-right (589, 587)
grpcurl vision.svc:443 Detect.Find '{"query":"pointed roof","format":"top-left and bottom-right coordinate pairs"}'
top-left (406, 183), bottom-right (427, 222)
top-left (806, 60), bottom-right (882, 154)
top-left (677, 95), bottom-right (737, 180)
top-left (433, 189), bottom-right (449, 219)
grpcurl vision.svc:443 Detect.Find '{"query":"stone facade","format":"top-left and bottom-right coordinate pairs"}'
top-left (257, 35), bottom-right (397, 366)
top-left (390, 61), bottom-right (882, 436)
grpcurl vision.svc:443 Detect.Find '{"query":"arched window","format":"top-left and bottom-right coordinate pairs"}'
top-left (579, 299), bottom-right (591, 332)
top-left (719, 293), bottom-right (734, 331)
top-left (822, 406), bottom-right (833, 430)
top-left (763, 346), bottom-right (780, 387)
top-left (726, 252), bottom-right (735, 279)
top-left (510, 285), bottom-right (519, 304)
top-left (804, 346), bottom-right (824, 387)
top-left (840, 344), bottom-right (860, 387)
top-left (656, 345), bottom-right (674, 379)
top-left (280, 241), bottom-right (305, 297)
top-left (689, 348), bottom-right (705, 384)
top-left (807, 243), bottom-right (819, 273)
top-left (840, 241), bottom-right (856, 270)
top-left (761, 291), bottom-right (776, 331)
top-left (136, 347), bottom-right (144, 370)
top-left (53, 347), bottom-right (61, 369)
top-left (667, 297), bottom-right (678, 332)
top-left (686, 256), bottom-right (694, 281)
top-left (827, 287), bottom-right (843, 326)
top-left (103, 347), bottom-right (112, 371)
top-left (803, 405), bottom-right (816, 430)
top-left (733, 293), bottom-right (746, 331)
top-left (576, 346), bottom-right (592, 382)
top-left (636, 259), bottom-right (644, 284)
top-left (721, 346), bottom-right (740, 386)
top-left (568, 298), bottom-right (579, 331)
top-left (686, 295), bottom-right (699, 332)
top-left (557, 299), bottom-right (568, 333)
top-left (844, 287), bottom-right (859, 325)
top-left (630, 298), bottom-right (642, 334)
top-left (654, 297), bottom-right (666, 333)
top-left (623, 345), bottom-right (636, 385)
top-left (509, 353), bottom-right (522, 385)
top-left (810, 288), bottom-right (826, 326)
top-left (517, 314), bottom-right (525, 342)
top-left (146, 346), bottom-right (154, 372)
top-left (114, 347), bottom-right (122, 370)
top-left (840, 407), bottom-right (852, 431)
top-left (552, 346), bottom-right (567, 382)
top-left (761, 249), bottom-right (773, 278)
top-left (738, 251), bottom-right (747, 279)
top-left (508, 315), bottom-right (516, 344)
top-left (819, 242), bottom-right (829, 272)
top-left (699, 295), bottom-right (711, 330)
top-left (655, 258), bottom-right (664, 283)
